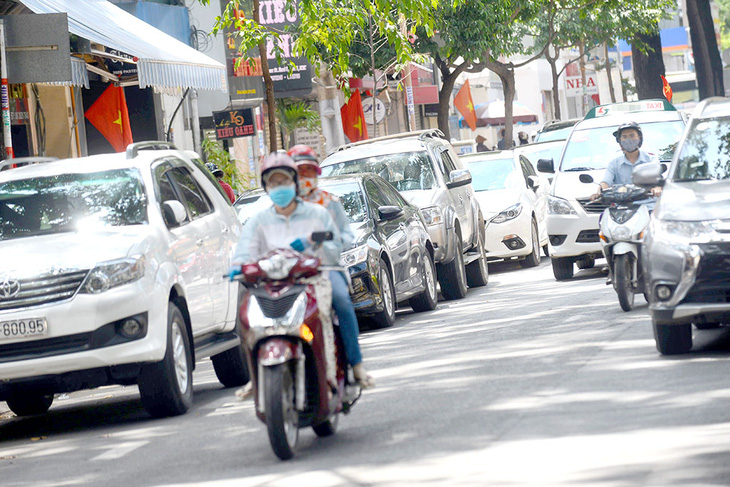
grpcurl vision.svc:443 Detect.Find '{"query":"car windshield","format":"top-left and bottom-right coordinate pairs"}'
top-left (0, 168), bottom-right (147, 241)
top-left (322, 151), bottom-right (436, 191)
top-left (536, 126), bottom-right (572, 142)
top-left (560, 120), bottom-right (684, 171)
top-left (318, 181), bottom-right (368, 223)
top-left (674, 117), bottom-right (730, 181)
top-left (517, 143), bottom-right (564, 171)
top-left (467, 158), bottom-right (520, 191)
top-left (234, 192), bottom-right (270, 224)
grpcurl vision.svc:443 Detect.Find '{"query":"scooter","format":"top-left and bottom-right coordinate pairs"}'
top-left (231, 232), bottom-right (360, 460)
top-left (595, 183), bottom-right (652, 311)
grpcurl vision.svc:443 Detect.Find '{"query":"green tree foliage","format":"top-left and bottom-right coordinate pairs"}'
top-left (201, 137), bottom-right (256, 192)
top-left (276, 99), bottom-right (320, 149)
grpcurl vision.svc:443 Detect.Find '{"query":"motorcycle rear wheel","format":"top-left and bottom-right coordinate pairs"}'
top-left (264, 364), bottom-right (299, 460)
top-left (615, 254), bottom-right (635, 312)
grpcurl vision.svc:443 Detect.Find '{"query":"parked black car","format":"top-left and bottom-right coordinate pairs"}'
top-left (233, 174), bottom-right (438, 328)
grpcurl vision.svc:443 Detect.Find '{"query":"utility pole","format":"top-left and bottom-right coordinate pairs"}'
top-left (399, 14), bottom-right (415, 131)
top-left (0, 19), bottom-right (14, 159)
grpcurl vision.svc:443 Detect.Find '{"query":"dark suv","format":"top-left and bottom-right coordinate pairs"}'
top-left (321, 130), bottom-right (488, 300)
top-left (639, 97), bottom-right (730, 355)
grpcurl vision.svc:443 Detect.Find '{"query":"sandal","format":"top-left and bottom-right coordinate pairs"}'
top-left (353, 363), bottom-right (376, 389)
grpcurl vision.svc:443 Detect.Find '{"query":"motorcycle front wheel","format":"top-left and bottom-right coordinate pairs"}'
top-left (614, 254), bottom-right (635, 312)
top-left (264, 364), bottom-right (299, 460)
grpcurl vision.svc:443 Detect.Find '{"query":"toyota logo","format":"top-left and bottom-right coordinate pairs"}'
top-left (0, 277), bottom-right (20, 299)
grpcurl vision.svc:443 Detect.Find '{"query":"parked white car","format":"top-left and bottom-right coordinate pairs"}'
top-left (0, 142), bottom-right (246, 418)
top-left (462, 150), bottom-right (548, 267)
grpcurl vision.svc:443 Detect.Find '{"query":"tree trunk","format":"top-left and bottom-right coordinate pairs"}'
top-left (687, 0), bottom-right (725, 99)
top-left (435, 59), bottom-right (467, 140)
top-left (546, 46), bottom-right (562, 120)
top-left (369, 14), bottom-right (378, 137)
top-left (501, 70), bottom-right (515, 149)
top-left (253, 0), bottom-right (277, 152)
top-left (604, 42), bottom-right (616, 103)
top-left (631, 28), bottom-right (666, 100)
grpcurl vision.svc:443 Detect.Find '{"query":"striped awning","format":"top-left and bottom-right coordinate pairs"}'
top-left (19, 0), bottom-right (227, 92)
top-left (44, 56), bottom-right (90, 89)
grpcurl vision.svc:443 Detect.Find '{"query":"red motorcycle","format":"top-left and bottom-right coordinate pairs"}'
top-left (232, 232), bottom-right (360, 460)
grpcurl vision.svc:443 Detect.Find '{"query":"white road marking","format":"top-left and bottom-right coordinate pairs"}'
top-left (90, 441), bottom-right (147, 461)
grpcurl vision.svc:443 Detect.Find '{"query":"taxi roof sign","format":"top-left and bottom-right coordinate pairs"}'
top-left (584, 99), bottom-right (677, 119)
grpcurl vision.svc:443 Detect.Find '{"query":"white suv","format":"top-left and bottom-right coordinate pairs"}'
top-left (321, 130), bottom-right (488, 300)
top-left (0, 142), bottom-right (246, 418)
top-left (538, 100), bottom-right (685, 280)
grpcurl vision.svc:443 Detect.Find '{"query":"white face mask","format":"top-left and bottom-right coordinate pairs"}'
top-left (299, 176), bottom-right (317, 196)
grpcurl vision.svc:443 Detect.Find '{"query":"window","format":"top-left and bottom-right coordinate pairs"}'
top-left (167, 166), bottom-right (212, 219)
top-left (321, 151), bottom-right (436, 191)
top-left (440, 149), bottom-right (458, 176)
top-left (365, 179), bottom-right (389, 217)
top-left (374, 178), bottom-right (408, 209)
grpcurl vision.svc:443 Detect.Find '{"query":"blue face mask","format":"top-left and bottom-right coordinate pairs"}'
top-left (268, 184), bottom-right (296, 207)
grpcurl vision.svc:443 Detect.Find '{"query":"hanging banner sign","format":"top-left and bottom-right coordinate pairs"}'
top-left (213, 108), bottom-right (255, 140)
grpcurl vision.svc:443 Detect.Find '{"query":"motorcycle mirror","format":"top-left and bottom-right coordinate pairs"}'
top-left (311, 231), bottom-right (333, 243)
top-left (579, 174), bottom-right (594, 184)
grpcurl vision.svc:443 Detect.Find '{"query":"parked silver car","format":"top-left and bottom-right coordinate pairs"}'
top-left (639, 97), bottom-right (730, 355)
top-left (321, 130), bottom-right (488, 300)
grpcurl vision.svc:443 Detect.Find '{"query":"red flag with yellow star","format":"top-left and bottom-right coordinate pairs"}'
top-left (85, 84), bottom-right (133, 152)
top-left (660, 75), bottom-right (673, 103)
top-left (454, 80), bottom-right (477, 131)
top-left (340, 90), bottom-right (368, 142)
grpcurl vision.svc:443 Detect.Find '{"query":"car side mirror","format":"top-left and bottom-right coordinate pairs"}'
top-left (578, 174), bottom-right (594, 184)
top-left (377, 205), bottom-right (404, 221)
top-left (162, 200), bottom-right (188, 227)
top-left (537, 158), bottom-right (554, 173)
top-left (633, 163), bottom-right (666, 187)
top-left (447, 168), bottom-right (472, 188)
top-left (527, 175), bottom-right (541, 190)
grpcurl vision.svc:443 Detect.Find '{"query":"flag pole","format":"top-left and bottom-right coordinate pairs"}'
top-left (0, 19), bottom-right (14, 159)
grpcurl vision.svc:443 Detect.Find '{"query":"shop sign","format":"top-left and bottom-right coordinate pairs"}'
top-left (213, 108), bottom-right (255, 140)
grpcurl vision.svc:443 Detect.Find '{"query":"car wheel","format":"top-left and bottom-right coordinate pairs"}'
top-left (211, 332), bottom-right (251, 388)
top-left (6, 393), bottom-right (54, 417)
top-left (551, 257), bottom-right (574, 280)
top-left (438, 232), bottom-right (468, 300)
top-left (466, 224), bottom-right (489, 287)
top-left (520, 219), bottom-right (540, 268)
top-left (138, 303), bottom-right (193, 418)
top-left (576, 255), bottom-right (596, 269)
top-left (653, 320), bottom-right (692, 355)
top-left (372, 259), bottom-right (396, 329)
top-left (410, 251), bottom-right (438, 312)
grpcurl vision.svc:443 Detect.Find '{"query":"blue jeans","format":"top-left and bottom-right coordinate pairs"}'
top-left (328, 271), bottom-right (362, 366)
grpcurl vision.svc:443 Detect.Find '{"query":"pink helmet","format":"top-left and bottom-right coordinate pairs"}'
top-left (287, 144), bottom-right (321, 175)
top-left (259, 152), bottom-right (298, 190)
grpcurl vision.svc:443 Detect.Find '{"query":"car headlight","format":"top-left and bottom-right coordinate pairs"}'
top-left (81, 256), bottom-right (146, 294)
top-left (342, 244), bottom-right (369, 266)
top-left (650, 219), bottom-right (715, 245)
top-left (491, 203), bottom-right (523, 224)
top-left (420, 206), bottom-right (443, 226)
top-left (547, 195), bottom-right (577, 215)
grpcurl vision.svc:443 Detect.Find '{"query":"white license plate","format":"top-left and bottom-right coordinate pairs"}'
top-left (0, 318), bottom-right (48, 340)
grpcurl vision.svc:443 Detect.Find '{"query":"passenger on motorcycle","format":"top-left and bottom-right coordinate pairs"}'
top-left (591, 122), bottom-right (662, 202)
top-left (288, 145), bottom-right (374, 389)
top-left (232, 152), bottom-right (374, 389)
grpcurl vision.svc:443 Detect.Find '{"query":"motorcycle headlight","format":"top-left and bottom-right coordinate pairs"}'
top-left (247, 292), bottom-right (307, 329)
top-left (611, 225), bottom-right (632, 241)
top-left (81, 256), bottom-right (145, 294)
top-left (491, 203), bottom-right (523, 224)
top-left (651, 219), bottom-right (715, 245)
top-left (548, 195), bottom-right (577, 215)
top-left (342, 244), bottom-right (369, 266)
top-left (420, 206), bottom-right (443, 226)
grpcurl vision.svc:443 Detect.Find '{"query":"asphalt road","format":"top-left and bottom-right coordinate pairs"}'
top-left (3, 256), bottom-right (730, 487)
